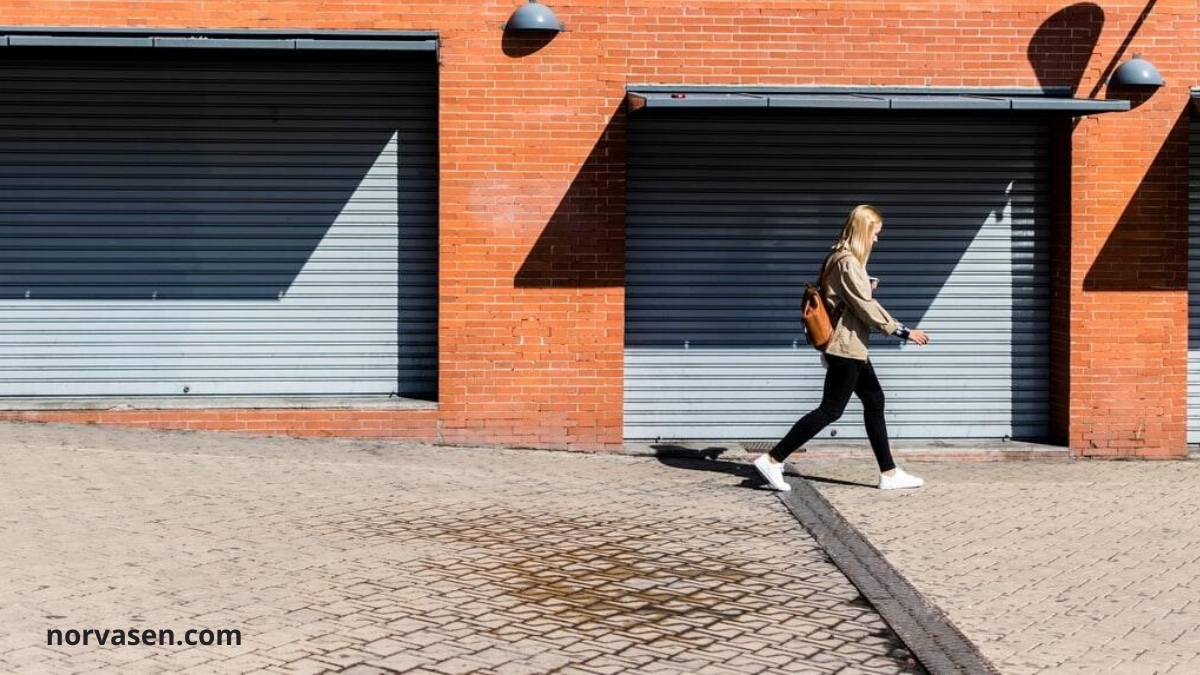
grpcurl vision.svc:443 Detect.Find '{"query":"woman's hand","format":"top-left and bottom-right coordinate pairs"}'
top-left (907, 329), bottom-right (930, 345)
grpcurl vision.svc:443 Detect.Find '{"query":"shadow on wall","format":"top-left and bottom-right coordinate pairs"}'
top-left (514, 105), bottom-right (626, 288)
top-left (1083, 105), bottom-right (1189, 292)
top-left (502, 33), bottom-right (559, 58)
top-left (618, 109), bottom-right (1022, 350)
top-left (0, 50), bottom-right (400, 300)
top-left (1027, 1), bottom-right (1161, 111)
top-left (1089, 0), bottom-right (1160, 111)
top-left (1027, 2), bottom-right (1105, 95)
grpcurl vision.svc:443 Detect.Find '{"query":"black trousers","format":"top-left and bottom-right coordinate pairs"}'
top-left (768, 353), bottom-right (897, 472)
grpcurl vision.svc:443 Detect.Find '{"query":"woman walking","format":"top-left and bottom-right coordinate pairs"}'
top-left (754, 204), bottom-right (930, 492)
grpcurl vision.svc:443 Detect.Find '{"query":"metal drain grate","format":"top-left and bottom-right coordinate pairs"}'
top-left (740, 442), bottom-right (775, 452)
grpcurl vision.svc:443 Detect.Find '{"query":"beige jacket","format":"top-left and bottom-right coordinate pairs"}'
top-left (822, 248), bottom-right (901, 361)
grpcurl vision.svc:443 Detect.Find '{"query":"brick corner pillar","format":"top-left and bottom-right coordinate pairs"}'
top-left (1066, 91), bottom-right (1190, 459)
top-left (436, 18), bottom-right (627, 453)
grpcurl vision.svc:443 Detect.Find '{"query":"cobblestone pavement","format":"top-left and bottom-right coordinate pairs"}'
top-left (798, 457), bottom-right (1200, 675)
top-left (0, 422), bottom-right (923, 675)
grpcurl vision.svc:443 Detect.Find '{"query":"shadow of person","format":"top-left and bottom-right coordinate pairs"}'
top-left (648, 444), bottom-right (873, 490)
top-left (801, 475), bottom-right (875, 489)
top-left (648, 444), bottom-right (767, 490)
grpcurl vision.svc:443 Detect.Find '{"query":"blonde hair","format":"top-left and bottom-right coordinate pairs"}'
top-left (833, 204), bottom-right (882, 266)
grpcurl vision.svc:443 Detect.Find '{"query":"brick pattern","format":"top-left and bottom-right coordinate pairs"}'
top-left (0, 1), bottom-right (1192, 454)
top-left (0, 421), bottom-right (923, 674)
top-left (1070, 91), bottom-right (1192, 457)
top-left (0, 411), bottom-right (440, 441)
top-left (804, 458), bottom-right (1200, 674)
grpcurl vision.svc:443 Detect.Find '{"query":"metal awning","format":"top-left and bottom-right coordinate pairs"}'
top-left (1189, 87), bottom-right (1200, 113)
top-left (0, 27), bottom-right (438, 52)
top-left (627, 86), bottom-right (1129, 115)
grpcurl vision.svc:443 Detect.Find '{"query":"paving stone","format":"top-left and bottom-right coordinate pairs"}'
top-left (427, 656), bottom-right (490, 675)
top-left (804, 457), bottom-right (1200, 675)
top-left (491, 662), bottom-right (554, 675)
top-left (365, 651), bottom-right (433, 672)
top-left (337, 666), bottom-right (402, 675)
top-left (1, 423), bottom-right (927, 675)
top-left (360, 638), bottom-right (410, 658)
top-left (273, 658), bottom-right (337, 675)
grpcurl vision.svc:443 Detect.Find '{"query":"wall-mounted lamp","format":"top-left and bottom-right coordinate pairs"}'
top-left (504, 0), bottom-right (563, 33)
top-left (1109, 54), bottom-right (1164, 88)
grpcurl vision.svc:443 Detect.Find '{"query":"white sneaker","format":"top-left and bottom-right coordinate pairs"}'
top-left (753, 454), bottom-right (792, 492)
top-left (878, 467), bottom-right (924, 490)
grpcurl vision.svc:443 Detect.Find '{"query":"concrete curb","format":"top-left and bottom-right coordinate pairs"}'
top-left (778, 477), bottom-right (1000, 675)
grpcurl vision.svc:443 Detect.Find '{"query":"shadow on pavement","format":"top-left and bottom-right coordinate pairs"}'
top-left (649, 444), bottom-right (765, 490)
top-left (650, 444), bottom-right (877, 490)
top-left (800, 474), bottom-right (875, 489)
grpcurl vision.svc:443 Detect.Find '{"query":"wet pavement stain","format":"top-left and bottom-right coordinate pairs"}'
top-left (500, 545), bottom-right (753, 631)
top-left (340, 509), bottom-right (758, 627)
top-left (300, 504), bottom-right (927, 673)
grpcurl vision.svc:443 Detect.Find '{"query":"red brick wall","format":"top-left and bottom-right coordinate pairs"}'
top-left (1071, 105), bottom-right (1191, 457)
top-left (1064, 3), bottom-right (1195, 458)
top-left (0, 409), bottom-right (440, 439)
top-left (0, 1), bottom-right (1193, 456)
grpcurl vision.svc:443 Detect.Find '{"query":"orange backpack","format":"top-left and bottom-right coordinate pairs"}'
top-left (801, 251), bottom-right (849, 351)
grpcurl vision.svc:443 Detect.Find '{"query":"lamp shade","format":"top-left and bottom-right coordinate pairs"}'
top-left (504, 0), bottom-right (563, 32)
top-left (1110, 54), bottom-right (1164, 87)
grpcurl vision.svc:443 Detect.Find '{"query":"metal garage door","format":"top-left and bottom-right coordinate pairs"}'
top-left (0, 49), bottom-right (436, 398)
top-left (625, 112), bottom-right (1051, 441)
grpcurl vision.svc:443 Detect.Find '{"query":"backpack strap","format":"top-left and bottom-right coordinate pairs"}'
top-left (818, 250), bottom-right (855, 325)
top-left (817, 250), bottom-right (854, 293)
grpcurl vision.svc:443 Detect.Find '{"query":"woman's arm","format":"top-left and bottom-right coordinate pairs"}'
top-left (890, 324), bottom-right (930, 344)
top-left (833, 260), bottom-right (930, 344)
top-left (831, 256), bottom-right (900, 335)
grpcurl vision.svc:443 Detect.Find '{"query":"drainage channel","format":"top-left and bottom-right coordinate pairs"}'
top-left (778, 478), bottom-right (1001, 675)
